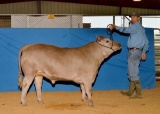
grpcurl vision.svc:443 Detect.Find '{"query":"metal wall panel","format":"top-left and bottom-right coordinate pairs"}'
top-left (122, 7), bottom-right (160, 15)
top-left (41, 1), bottom-right (119, 15)
top-left (0, 18), bottom-right (11, 27)
top-left (0, 2), bottom-right (37, 14)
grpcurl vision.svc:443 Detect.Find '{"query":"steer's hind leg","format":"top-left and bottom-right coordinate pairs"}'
top-left (21, 76), bottom-right (34, 105)
top-left (34, 76), bottom-right (43, 104)
top-left (80, 84), bottom-right (87, 102)
top-left (84, 83), bottom-right (94, 107)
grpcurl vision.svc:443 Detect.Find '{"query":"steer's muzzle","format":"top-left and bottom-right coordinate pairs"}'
top-left (117, 43), bottom-right (121, 49)
top-left (113, 42), bottom-right (121, 51)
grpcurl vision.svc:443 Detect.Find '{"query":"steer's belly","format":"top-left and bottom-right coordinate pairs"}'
top-left (37, 69), bottom-right (87, 84)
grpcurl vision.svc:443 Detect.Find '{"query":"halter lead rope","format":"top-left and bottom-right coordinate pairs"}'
top-left (106, 24), bottom-right (114, 51)
top-left (107, 24), bottom-right (114, 40)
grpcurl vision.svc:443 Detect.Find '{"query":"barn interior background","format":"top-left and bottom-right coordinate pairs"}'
top-left (0, 0), bottom-right (160, 92)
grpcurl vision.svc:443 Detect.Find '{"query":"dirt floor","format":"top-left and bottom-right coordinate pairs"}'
top-left (0, 81), bottom-right (160, 114)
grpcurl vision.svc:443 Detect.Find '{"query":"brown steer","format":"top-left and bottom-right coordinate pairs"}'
top-left (18, 36), bottom-right (121, 106)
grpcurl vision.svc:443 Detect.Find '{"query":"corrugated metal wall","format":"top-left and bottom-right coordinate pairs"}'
top-left (122, 7), bottom-right (160, 15)
top-left (0, 2), bottom-right (37, 14)
top-left (0, 1), bottom-right (160, 15)
top-left (41, 1), bottom-right (119, 15)
top-left (0, 18), bottom-right (11, 27)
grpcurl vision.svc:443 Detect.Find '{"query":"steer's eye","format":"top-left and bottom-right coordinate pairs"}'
top-left (106, 40), bottom-right (109, 43)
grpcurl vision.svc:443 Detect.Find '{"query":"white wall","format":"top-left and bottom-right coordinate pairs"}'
top-left (11, 15), bottom-right (83, 28)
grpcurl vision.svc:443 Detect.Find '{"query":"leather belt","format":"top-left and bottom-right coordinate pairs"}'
top-left (129, 47), bottom-right (142, 50)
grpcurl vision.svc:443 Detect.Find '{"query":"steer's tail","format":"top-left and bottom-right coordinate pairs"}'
top-left (18, 45), bottom-right (31, 89)
top-left (18, 47), bottom-right (24, 89)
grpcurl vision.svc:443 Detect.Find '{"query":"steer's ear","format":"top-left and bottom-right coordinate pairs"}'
top-left (96, 36), bottom-right (104, 41)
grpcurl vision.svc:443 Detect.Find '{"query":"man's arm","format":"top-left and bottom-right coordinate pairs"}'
top-left (142, 34), bottom-right (149, 54)
top-left (141, 34), bottom-right (149, 61)
top-left (109, 25), bottom-right (137, 34)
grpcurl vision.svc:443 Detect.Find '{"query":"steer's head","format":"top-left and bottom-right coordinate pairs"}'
top-left (96, 36), bottom-right (121, 52)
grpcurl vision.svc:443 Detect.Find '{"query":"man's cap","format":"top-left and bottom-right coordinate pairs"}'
top-left (130, 12), bottom-right (140, 17)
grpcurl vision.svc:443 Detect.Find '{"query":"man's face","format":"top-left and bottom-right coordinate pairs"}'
top-left (131, 16), bottom-right (140, 24)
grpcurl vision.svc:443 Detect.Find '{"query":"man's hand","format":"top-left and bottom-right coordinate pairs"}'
top-left (108, 25), bottom-right (116, 30)
top-left (141, 53), bottom-right (146, 60)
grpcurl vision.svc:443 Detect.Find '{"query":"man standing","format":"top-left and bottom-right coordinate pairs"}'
top-left (109, 12), bottom-right (149, 99)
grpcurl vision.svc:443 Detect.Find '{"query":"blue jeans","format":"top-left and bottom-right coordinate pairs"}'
top-left (128, 49), bottom-right (142, 81)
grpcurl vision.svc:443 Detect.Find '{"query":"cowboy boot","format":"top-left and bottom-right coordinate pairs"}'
top-left (130, 80), bottom-right (143, 99)
top-left (121, 81), bottom-right (135, 96)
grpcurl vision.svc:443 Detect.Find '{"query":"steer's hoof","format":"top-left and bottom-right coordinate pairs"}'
top-left (20, 101), bottom-right (27, 106)
top-left (82, 97), bottom-right (87, 102)
top-left (38, 100), bottom-right (44, 104)
top-left (88, 103), bottom-right (94, 107)
top-left (88, 101), bottom-right (94, 107)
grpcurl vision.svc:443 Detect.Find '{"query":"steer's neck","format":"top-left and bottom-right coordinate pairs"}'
top-left (82, 42), bottom-right (113, 64)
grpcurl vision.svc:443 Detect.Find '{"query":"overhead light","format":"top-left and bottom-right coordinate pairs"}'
top-left (133, 0), bottom-right (141, 1)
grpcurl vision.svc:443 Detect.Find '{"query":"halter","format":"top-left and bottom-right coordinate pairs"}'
top-left (96, 40), bottom-right (115, 51)
top-left (96, 24), bottom-right (115, 51)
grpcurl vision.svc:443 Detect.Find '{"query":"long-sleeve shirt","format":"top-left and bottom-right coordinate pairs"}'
top-left (116, 22), bottom-right (149, 53)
